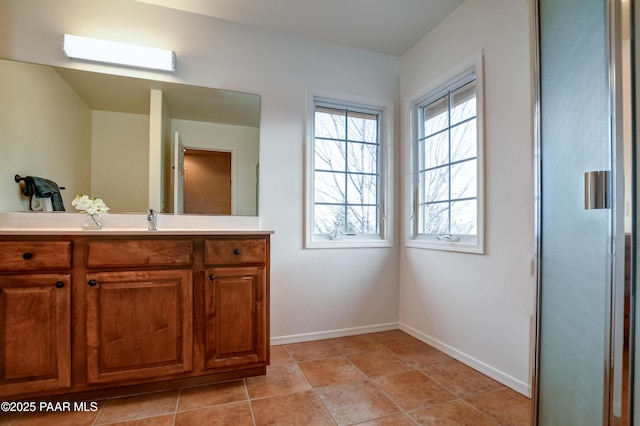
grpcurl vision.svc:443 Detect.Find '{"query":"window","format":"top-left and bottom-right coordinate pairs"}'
top-left (408, 55), bottom-right (484, 253)
top-left (305, 89), bottom-right (393, 248)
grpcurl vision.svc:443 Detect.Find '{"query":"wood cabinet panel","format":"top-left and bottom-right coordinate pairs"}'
top-left (204, 266), bottom-right (267, 370)
top-left (0, 274), bottom-right (71, 397)
top-left (204, 239), bottom-right (266, 265)
top-left (0, 242), bottom-right (71, 271)
top-left (86, 240), bottom-right (193, 268)
top-left (85, 269), bottom-right (193, 384)
top-left (0, 233), bottom-right (270, 399)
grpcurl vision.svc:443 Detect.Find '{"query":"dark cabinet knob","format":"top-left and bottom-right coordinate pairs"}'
top-left (88, 279), bottom-right (97, 287)
top-left (233, 249), bottom-right (241, 255)
top-left (22, 252), bottom-right (33, 260)
top-left (55, 281), bottom-right (65, 288)
top-left (208, 274), bottom-right (216, 281)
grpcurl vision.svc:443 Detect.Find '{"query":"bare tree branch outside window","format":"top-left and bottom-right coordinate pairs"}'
top-left (418, 80), bottom-right (477, 236)
top-left (313, 104), bottom-right (380, 236)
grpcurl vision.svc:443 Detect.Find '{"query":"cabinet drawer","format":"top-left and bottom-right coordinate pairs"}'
top-left (0, 242), bottom-right (71, 271)
top-left (86, 240), bottom-right (193, 268)
top-left (205, 239), bottom-right (266, 265)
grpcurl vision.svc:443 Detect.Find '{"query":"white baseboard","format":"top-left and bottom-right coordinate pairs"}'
top-left (399, 323), bottom-right (531, 397)
top-left (270, 322), bottom-right (399, 346)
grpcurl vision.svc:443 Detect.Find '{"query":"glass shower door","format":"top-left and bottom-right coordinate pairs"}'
top-left (535, 0), bottom-right (623, 424)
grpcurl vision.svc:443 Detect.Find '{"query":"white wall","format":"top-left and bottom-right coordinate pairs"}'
top-left (0, 0), bottom-right (401, 342)
top-left (0, 0), bottom-right (535, 395)
top-left (399, 0), bottom-right (534, 395)
top-left (0, 59), bottom-right (91, 211)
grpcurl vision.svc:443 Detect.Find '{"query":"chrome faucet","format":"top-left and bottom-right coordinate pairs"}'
top-left (147, 208), bottom-right (158, 231)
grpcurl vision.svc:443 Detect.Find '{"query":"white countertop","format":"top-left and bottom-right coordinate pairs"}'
top-left (0, 212), bottom-right (273, 235)
top-left (0, 229), bottom-right (273, 236)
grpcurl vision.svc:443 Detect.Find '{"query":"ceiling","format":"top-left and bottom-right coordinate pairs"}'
top-left (133, 0), bottom-right (465, 57)
top-left (54, 66), bottom-right (261, 127)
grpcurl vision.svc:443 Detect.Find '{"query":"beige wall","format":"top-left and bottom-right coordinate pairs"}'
top-left (91, 110), bottom-right (149, 212)
top-left (0, 59), bottom-right (150, 214)
top-left (0, 60), bottom-right (91, 211)
top-left (148, 89), bottom-right (163, 211)
top-left (160, 92), bottom-right (172, 212)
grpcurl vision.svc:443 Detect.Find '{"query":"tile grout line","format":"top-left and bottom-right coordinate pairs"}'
top-left (293, 339), bottom-right (419, 425)
top-left (340, 348), bottom-right (409, 420)
top-left (243, 378), bottom-right (258, 426)
top-left (458, 399), bottom-right (503, 426)
top-left (172, 388), bottom-right (182, 426)
top-left (293, 334), bottom-right (503, 425)
top-left (347, 366), bottom-right (415, 424)
top-left (91, 390), bottom-right (180, 425)
top-left (393, 354), bottom-right (505, 420)
top-left (289, 351), bottom-right (340, 425)
top-left (91, 397), bottom-right (109, 425)
top-left (341, 339), bottom-right (445, 424)
top-left (376, 336), bottom-right (527, 425)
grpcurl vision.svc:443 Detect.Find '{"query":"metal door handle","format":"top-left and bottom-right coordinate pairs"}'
top-left (584, 171), bottom-right (610, 210)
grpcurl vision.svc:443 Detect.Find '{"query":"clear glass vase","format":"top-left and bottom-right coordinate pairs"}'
top-left (82, 213), bottom-right (102, 230)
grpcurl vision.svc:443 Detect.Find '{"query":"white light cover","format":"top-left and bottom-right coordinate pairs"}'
top-left (62, 34), bottom-right (175, 72)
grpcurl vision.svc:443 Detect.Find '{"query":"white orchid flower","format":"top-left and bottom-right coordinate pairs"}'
top-left (72, 194), bottom-right (109, 215)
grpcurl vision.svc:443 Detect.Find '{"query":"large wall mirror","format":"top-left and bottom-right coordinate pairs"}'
top-left (0, 58), bottom-right (260, 216)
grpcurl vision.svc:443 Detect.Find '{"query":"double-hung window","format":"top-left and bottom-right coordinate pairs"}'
top-left (305, 89), bottom-right (393, 248)
top-left (408, 55), bottom-right (484, 253)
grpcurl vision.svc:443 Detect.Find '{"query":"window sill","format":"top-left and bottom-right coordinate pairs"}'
top-left (405, 237), bottom-right (484, 254)
top-left (305, 237), bottom-right (393, 249)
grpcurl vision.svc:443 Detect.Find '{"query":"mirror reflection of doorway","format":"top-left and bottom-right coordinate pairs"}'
top-left (183, 149), bottom-right (232, 215)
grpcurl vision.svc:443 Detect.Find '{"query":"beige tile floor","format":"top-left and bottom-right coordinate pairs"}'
top-left (0, 331), bottom-right (530, 425)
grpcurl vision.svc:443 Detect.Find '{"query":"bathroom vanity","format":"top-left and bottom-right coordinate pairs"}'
top-left (0, 47), bottom-right (269, 401)
top-left (0, 53), bottom-right (269, 401)
top-left (0, 230), bottom-right (270, 400)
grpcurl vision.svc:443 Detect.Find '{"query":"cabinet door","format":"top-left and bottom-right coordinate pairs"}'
top-left (86, 270), bottom-right (193, 384)
top-left (204, 266), bottom-right (267, 370)
top-left (0, 274), bottom-right (71, 397)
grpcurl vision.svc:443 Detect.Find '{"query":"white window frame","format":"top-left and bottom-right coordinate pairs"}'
top-left (304, 87), bottom-right (394, 249)
top-left (405, 53), bottom-right (484, 254)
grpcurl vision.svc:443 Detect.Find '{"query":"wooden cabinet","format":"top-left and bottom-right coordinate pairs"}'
top-left (203, 238), bottom-right (269, 370)
top-left (204, 266), bottom-right (267, 369)
top-left (0, 241), bottom-right (72, 397)
top-left (85, 269), bottom-right (193, 384)
top-left (83, 239), bottom-right (195, 384)
top-left (0, 233), bottom-right (270, 400)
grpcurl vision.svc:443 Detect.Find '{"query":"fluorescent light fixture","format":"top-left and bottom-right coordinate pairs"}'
top-left (62, 34), bottom-right (175, 72)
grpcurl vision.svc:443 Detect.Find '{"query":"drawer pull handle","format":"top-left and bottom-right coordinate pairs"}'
top-left (233, 249), bottom-right (241, 255)
top-left (22, 252), bottom-right (33, 260)
top-left (209, 274), bottom-right (216, 281)
top-left (55, 281), bottom-right (65, 288)
top-left (88, 279), bottom-right (97, 287)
